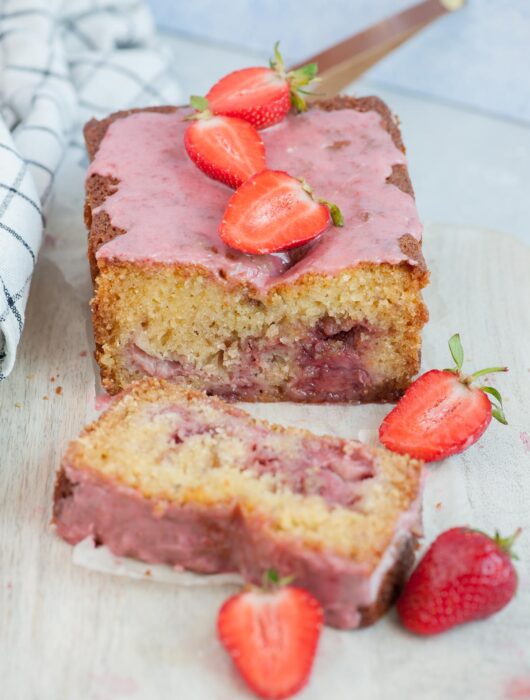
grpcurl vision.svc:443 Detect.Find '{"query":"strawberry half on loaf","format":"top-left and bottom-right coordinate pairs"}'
top-left (84, 95), bottom-right (428, 402)
top-left (53, 379), bottom-right (424, 629)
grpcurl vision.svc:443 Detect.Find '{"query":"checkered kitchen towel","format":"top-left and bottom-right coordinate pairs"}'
top-left (0, 0), bottom-right (182, 379)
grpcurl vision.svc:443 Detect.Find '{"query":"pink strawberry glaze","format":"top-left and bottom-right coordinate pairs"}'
top-left (88, 107), bottom-right (422, 291)
top-left (94, 393), bottom-right (115, 412)
top-left (55, 462), bottom-right (422, 628)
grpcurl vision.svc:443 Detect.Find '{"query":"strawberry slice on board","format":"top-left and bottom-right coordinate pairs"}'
top-left (184, 96), bottom-right (266, 189)
top-left (379, 334), bottom-right (508, 462)
top-left (217, 569), bottom-right (323, 700)
top-left (219, 169), bottom-right (343, 255)
top-left (206, 43), bottom-right (319, 130)
top-left (397, 527), bottom-right (520, 635)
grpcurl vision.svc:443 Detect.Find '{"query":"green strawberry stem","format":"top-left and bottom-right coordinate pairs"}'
top-left (298, 178), bottom-right (344, 227)
top-left (270, 41), bottom-right (319, 113)
top-left (319, 199), bottom-right (344, 227)
top-left (445, 333), bottom-right (508, 424)
top-left (262, 568), bottom-right (294, 590)
top-left (471, 366), bottom-right (509, 380)
top-left (448, 333), bottom-right (464, 370)
top-left (481, 386), bottom-right (508, 425)
top-left (493, 528), bottom-right (522, 560)
top-left (185, 95), bottom-right (212, 120)
top-left (270, 41), bottom-right (285, 75)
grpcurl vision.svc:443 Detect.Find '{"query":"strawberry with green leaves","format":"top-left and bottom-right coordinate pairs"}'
top-left (217, 569), bottom-right (323, 699)
top-left (184, 96), bottom-right (266, 189)
top-left (398, 527), bottom-right (520, 635)
top-left (206, 43), bottom-right (319, 130)
top-left (219, 169), bottom-right (343, 254)
top-left (379, 334), bottom-right (507, 462)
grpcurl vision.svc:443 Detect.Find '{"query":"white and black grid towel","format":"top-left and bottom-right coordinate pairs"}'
top-left (0, 0), bottom-right (182, 379)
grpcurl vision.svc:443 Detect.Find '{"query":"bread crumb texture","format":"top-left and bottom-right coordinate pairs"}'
top-left (66, 379), bottom-right (423, 566)
top-left (92, 261), bottom-right (428, 396)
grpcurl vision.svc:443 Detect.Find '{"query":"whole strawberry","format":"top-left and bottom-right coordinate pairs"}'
top-left (379, 333), bottom-right (508, 462)
top-left (206, 43), bottom-right (318, 130)
top-left (397, 527), bottom-right (520, 635)
top-left (217, 569), bottom-right (323, 699)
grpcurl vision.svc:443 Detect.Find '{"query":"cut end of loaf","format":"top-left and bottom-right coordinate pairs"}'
top-left (92, 261), bottom-right (427, 401)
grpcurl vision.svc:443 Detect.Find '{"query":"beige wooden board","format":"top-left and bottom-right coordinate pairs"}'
top-left (1, 151), bottom-right (530, 699)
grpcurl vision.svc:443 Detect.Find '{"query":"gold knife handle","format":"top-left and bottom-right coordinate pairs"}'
top-left (290, 0), bottom-right (465, 99)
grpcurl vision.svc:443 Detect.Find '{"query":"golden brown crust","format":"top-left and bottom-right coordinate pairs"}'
top-left (358, 535), bottom-right (417, 627)
top-left (53, 465), bottom-right (74, 504)
top-left (309, 96), bottom-right (405, 150)
top-left (86, 193), bottom-right (122, 281)
top-left (84, 106), bottom-right (177, 279)
top-left (399, 233), bottom-right (427, 271)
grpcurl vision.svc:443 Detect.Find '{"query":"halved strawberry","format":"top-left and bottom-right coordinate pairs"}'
top-left (217, 570), bottom-right (323, 699)
top-left (379, 334), bottom-right (508, 462)
top-left (219, 169), bottom-right (343, 254)
top-left (206, 43), bottom-right (318, 129)
top-left (184, 96), bottom-right (266, 189)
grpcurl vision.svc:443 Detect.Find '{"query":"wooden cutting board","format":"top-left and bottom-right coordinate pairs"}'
top-left (2, 153), bottom-right (530, 699)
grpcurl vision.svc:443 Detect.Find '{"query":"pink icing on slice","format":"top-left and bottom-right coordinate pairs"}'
top-left (55, 462), bottom-right (423, 629)
top-left (89, 107), bottom-right (422, 291)
top-left (94, 393), bottom-right (114, 412)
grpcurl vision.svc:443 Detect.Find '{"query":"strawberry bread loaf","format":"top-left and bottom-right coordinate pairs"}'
top-left (53, 379), bottom-right (424, 629)
top-left (84, 96), bottom-right (428, 401)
